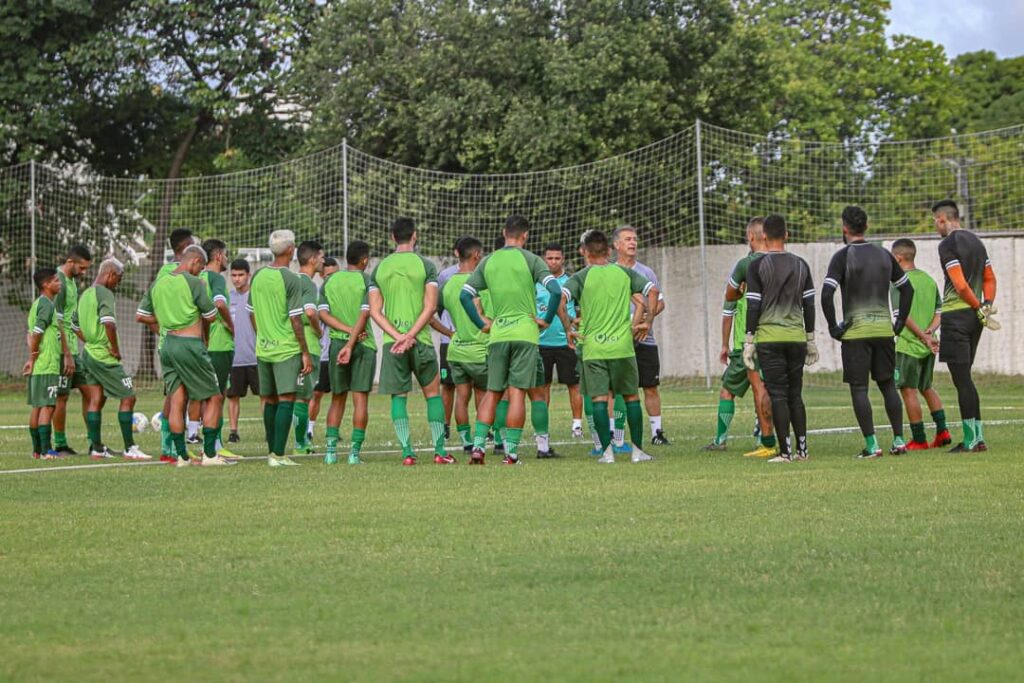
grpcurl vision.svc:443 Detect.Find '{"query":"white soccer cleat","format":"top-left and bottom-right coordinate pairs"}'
top-left (201, 454), bottom-right (236, 467)
top-left (630, 447), bottom-right (654, 463)
top-left (597, 446), bottom-right (616, 464)
top-left (123, 445), bottom-right (152, 460)
top-left (571, 424), bottom-right (584, 439)
top-left (175, 457), bottom-right (193, 468)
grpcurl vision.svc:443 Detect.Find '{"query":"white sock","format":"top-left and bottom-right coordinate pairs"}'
top-left (307, 419), bottom-right (316, 438)
top-left (590, 426), bottom-right (602, 449)
top-left (215, 438), bottom-right (222, 452)
top-left (536, 434), bottom-right (549, 452)
top-left (614, 428), bottom-right (625, 447)
top-left (650, 415), bottom-right (662, 433)
top-left (572, 418), bottom-right (582, 430)
top-left (187, 420), bottom-right (200, 439)
top-left (608, 417), bottom-right (615, 432)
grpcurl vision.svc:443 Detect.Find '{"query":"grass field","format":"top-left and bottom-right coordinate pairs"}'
top-left (2, 381), bottom-right (1022, 681)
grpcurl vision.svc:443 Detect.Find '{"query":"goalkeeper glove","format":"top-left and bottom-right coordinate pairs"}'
top-left (742, 333), bottom-right (757, 371)
top-left (978, 302), bottom-right (1001, 331)
top-left (829, 321), bottom-right (848, 341)
top-left (805, 332), bottom-right (819, 366)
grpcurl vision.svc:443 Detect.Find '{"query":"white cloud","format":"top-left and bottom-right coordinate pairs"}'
top-left (887, 0), bottom-right (1024, 58)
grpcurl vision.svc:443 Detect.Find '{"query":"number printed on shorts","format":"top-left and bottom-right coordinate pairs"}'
top-left (47, 385), bottom-right (58, 398)
top-left (58, 376), bottom-right (69, 389)
top-left (122, 377), bottom-right (133, 389)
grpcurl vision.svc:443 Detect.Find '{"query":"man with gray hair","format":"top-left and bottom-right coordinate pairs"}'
top-left (72, 258), bottom-right (150, 460)
top-left (248, 229), bottom-right (314, 466)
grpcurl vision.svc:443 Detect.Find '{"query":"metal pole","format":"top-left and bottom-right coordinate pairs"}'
top-left (29, 159), bottom-right (37, 299)
top-left (342, 140), bottom-right (349, 253)
top-left (695, 119), bottom-right (712, 389)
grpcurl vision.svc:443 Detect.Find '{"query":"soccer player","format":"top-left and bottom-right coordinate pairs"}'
top-left (291, 240), bottom-right (325, 455)
top-left (52, 244), bottom-right (92, 455)
top-left (436, 237), bottom-right (466, 442)
top-left (562, 229), bottom-right (659, 464)
top-left (890, 239), bottom-right (952, 449)
top-left (72, 258), bottom-right (150, 460)
top-left (319, 240), bottom-right (376, 465)
top-left (821, 206), bottom-right (914, 459)
top-left (536, 242), bottom-right (583, 449)
top-left (226, 258), bottom-right (259, 443)
top-left (25, 268), bottom-right (63, 459)
top-left (248, 229), bottom-right (314, 467)
top-left (931, 199), bottom-right (999, 452)
top-left (460, 215), bottom-right (563, 465)
top-left (368, 218), bottom-right (450, 466)
top-left (706, 216), bottom-right (777, 457)
top-left (612, 226), bottom-right (670, 445)
top-left (137, 245), bottom-right (233, 467)
top-left (743, 214), bottom-right (817, 463)
top-left (438, 237), bottom-right (490, 455)
top-left (308, 256), bottom-right (340, 446)
top-left (199, 239), bottom-right (237, 458)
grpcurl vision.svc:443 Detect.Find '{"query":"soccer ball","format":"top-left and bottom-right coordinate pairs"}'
top-left (150, 411), bottom-right (163, 432)
top-left (132, 412), bottom-right (149, 433)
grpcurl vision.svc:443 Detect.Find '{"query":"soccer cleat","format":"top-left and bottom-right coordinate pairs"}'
top-left (972, 441), bottom-right (988, 453)
top-left (186, 434), bottom-right (201, 445)
top-left (217, 448), bottom-right (242, 460)
top-left (571, 424), bottom-right (584, 439)
top-left (278, 456), bottom-right (300, 466)
top-left (501, 455), bottom-right (520, 465)
top-left (597, 447), bottom-right (615, 464)
top-left (159, 455), bottom-right (177, 464)
top-left (767, 453), bottom-right (793, 463)
top-left (90, 446), bottom-right (115, 460)
top-left (702, 441), bottom-right (727, 452)
top-left (906, 440), bottom-right (929, 451)
top-left (32, 452), bottom-right (40, 460)
top-left (323, 453), bottom-right (338, 465)
top-left (292, 444), bottom-right (312, 457)
top-left (612, 442), bottom-right (632, 455)
top-left (589, 446), bottom-right (604, 457)
top-left (651, 429), bottom-right (671, 445)
top-left (948, 442), bottom-right (969, 453)
top-left (55, 445), bottom-right (78, 456)
top-left (889, 444), bottom-right (908, 456)
top-left (201, 454), bottom-right (236, 467)
top-left (631, 448), bottom-right (654, 463)
top-left (227, 431), bottom-right (240, 444)
top-left (930, 430), bottom-right (953, 448)
top-left (402, 455), bottom-right (417, 466)
top-left (434, 453), bottom-right (457, 465)
top-left (348, 454), bottom-right (362, 465)
top-left (268, 454), bottom-right (298, 467)
top-left (743, 445), bottom-right (778, 458)
top-left (41, 450), bottom-right (61, 460)
top-left (536, 447), bottom-right (558, 459)
top-left (794, 449), bottom-right (809, 461)
top-left (176, 457), bottom-right (192, 468)
top-left (469, 448), bottom-right (485, 465)
top-left (123, 445), bottom-right (152, 461)
top-left (857, 448), bottom-right (883, 460)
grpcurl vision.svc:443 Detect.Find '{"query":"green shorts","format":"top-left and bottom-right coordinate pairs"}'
top-left (449, 360), bottom-right (488, 390)
top-left (895, 351), bottom-right (935, 391)
top-left (80, 350), bottom-right (135, 399)
top-left (160, 335), bottom-right (220, 401)
top-left (208, 351), bottom-right (233, 394)
top-left (27, 374), bottom-right (60, 407)
top-left (486, 341), bottom-right (540, 392)
top-left (721, 350), bottom-right (751, 398)
top-left (329, 340), bottom-right (377, 394)
top-left (57, 354), bottom-right (82, 395)
top-left (581, 356), bottom-right (639, 398)
top-left (258, 353), bottom-right (304, 398)
top-left (533, 353), bottom-right (545, 389)
top-left (378, 342), bottom-right (438, 395)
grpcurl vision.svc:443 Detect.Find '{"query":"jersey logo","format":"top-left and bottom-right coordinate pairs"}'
top-left (593, 332), bottom-right (620, 345)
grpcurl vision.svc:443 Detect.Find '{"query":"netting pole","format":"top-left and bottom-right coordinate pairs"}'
top-left (29, 159), bottom-right (37, 300)
top-left (342, 139), bottom-right (349, 252)
top-left (695, 119), bottom-right (711, 389)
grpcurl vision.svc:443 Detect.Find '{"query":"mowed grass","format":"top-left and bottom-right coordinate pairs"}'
top-left (1, 381), bottom-right (1022, 681)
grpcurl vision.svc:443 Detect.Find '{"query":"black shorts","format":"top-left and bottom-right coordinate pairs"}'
top-left (439, 342), bottom-right (454, 387)
top-left (757, 342), bottom-right (806, 398)
top-left (634, 343), bottom-right (661, 388)
top-left (939, 308), bottom-right (982, 365)
top-left (540, 345), bottom-right (579, 385)
top-left (226, 365), bottom-right (260, 398)
top-left (315, 359), bottom-right (331, 393)
top-left (841, 338), bottom-right (896, 385)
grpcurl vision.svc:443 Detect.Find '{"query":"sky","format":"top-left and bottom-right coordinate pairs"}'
top-left (887, 0), bottom-right (1024, 58)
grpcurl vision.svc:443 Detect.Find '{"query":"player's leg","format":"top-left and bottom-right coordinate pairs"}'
top-left (471, 342), bottom-right (512, 463)
top-left (308, 360), bottom-right (330, 444)
top-left (843, 340), bottom-right (879, 457)
top-left (186, 398), bottom-right (202, 444)
top-left (349, 390), bottom-right (369, 464)
top-left (267, 354), bottom-right (303, 464)
top-left (80, 382), bottom-right (105, 456)
top-left (947, 360), bottom-right (981, 449)
top-left (637, 344), bottom-right (667, 445)
top-left (412, 343), bottom-right (448, 463)
top-left (706, 386), bottom-right (735, 451)
top-left (38, 403), bottom-right (56, 457)
top-left (902, 385), bottom-right (926, 447)
top-left (745, 368), bottom-right (778, 457)
top-left (324, 391), bottom-right (347, 464)
top-left (613, 357), bottom-right (651, 463)
top-left (757, 343), bottom-right (792, 461)
top-left (454, 380), bottom-right (473, 452)
top-left (227, 394), bottom-right (241, 440)
top-left (166, 383), bottom-right (189, 462)
top-left (873, 339), bottom-right (906, 454)
top-left (921, 378), bottom-right (951, 447)
top-left (28, 375), bottom-right (59, 457)
top-left (497, 342), bottom-right (543, 464)
top-left (787, 343), bottom-right (809, 460)
top-left (52, 361), bottom-right (76, 453)
top-left (348, 344), bottom-right (376, 464)
top-left (568, 383), bottom-right (583, 437)
top-left (29, 404), bottom-right (42, 458)
top-left (940, 310), bottom-right (983, 451)
top-left (439, 342), bottom-right (454, 441)
top-left (379, 343), bottom-right (416, 463)
top-left (529, 352), bottom-right (553, 457)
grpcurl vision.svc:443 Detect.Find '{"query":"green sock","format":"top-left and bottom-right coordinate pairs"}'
top-left (626, 399), bottom-right (644, 449)
top-left (473, 420), bottom-right (491, 450)
top-left (504, 427), bottom-right (523, 457)
top-left (962, 418), bottom-right (977, 448)
top-left (592, 401), bottom-right (612, 451)
top-left (865, 434), bottom-right (879, 453)
top-left (391, 396), bottom-right (413, 456)
top-left (761, 433), bottom-right (777, 448)
top-left (530, 400), bottom-right (549, 436)
top-left (273, 401), bottom-right (294, 456)
top-left (975, 419), bottom-right (985, 444)
top-left (53, 429), bottom-right (67, 449)
top-left (326, 426), bottom-right (340, 458)
top-left (118, 411), bottom-right (135, 450)
top-left (457, 423), bottom-right (471, 447)
top-left (426, 395), bottom-right (446, 454)
top-left (893, 434), bottom-right (906, 448)
top-left (715, 399), bottom-right (735, 444)
top-left (86, 411), bottom-right (102, 451)
top-left (613, 395), bottom-right (626, 442)
top-left (494, 399), bottom-right (509, 446)
top-left (263, 402), bottom-right (276, 452)
top-left (350, 427), bottom-right (366, 457)
top-left (29, 426), bottom-right (41, 454)
top-left (931, 409), bottom-right (947, 433)
top-left (910, 421), bottom-right (927, 443)
top-left (583, 394), bottom-right (601, 450)
top-left (216, 417), bottom-right (224, 448)
top-left (202, 427), bottom-right (217, 457)
top-left (293, 401), bottom-right (309, 449)
top-left (171, 432), bottom-right (186, 458)
top-left (160, 415), bottom-right (172, 455)
top-left (38, 424), bottom-right (52, 452)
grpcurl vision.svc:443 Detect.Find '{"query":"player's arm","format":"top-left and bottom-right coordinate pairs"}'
top-left (982, 258), bottom-right (996, 304)
top-left (801, 265), bottom-right (816, 334)
top-left (54, 284), bottom-right (75, 372)
top-left (648, 272), bottom-right (665, 318)
top-left (720, 302), bottom-right (736, 365)
top-left (429, 282), bottom-right (456, 337)
top-left (526, 252), bottom-right (562, 327)
top-left (24, 302), bottom-right (51, 375)
top-left (889, 255), bottom-right (914, 335)
top-left (95, 290), bottom-right (121, 360)
top-left (317, 304), bottom-right (354, 336)
top-left (70, 309), bottom-right (86, 344)
top-left (744, 259), bottom-right (763, 336)
top-left (560, 275), bottom-right (583, 347)
top-left (214, 294), bottom-right (234, 336)
top-left (135, 287), bottom-right (160, 334)
top-left (820, 250), bottom-right (844, 338)
top-left (284, 274), bottom-right (312, 373)
top-left (460, 261), bottom-right (490, 331)
top-left (368, 288), bottom-right (403, 340)
top-left (938, 240), bottom-right (981, 310)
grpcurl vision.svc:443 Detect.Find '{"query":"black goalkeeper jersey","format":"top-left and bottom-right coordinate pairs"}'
top-left (822, 242), bottom-right (909, 340)
top-left (938, 229), bottom-right (990, 313)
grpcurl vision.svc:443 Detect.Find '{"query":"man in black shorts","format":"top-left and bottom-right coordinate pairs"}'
top-left (821, 206), bottom-right (914, 459)
top-left (226, 258), bottom-right (259, 442)
top-left (307, 256), bottom-right (340, 445)
top-left (932, 199), bottom-right (999, 452)
top-left (743, 215), bottom-right (817, 463)
top-left (536, 243), bottom-right (582, 446)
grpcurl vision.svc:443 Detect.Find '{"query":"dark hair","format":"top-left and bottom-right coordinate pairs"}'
top-left (841, 205), bottom-right (868, 235)
top-left (582, 229), bottom-right (610, 255)
top-left (346, 239), bottom-right (370, 266)
top-left (891, 238), bottom-right (916, 260)
top-left (34, 268), bottom-right (57, 291)
top-left (763, 215), bottom-right (787, 240)
top-left (452, 235), bottom-right (470, 253)
top-left (543, 242), bottom-right (563, 255)
top-left (297, 240), bottom-right (324, 266)
top-left (493, 234), bottom-right (506, 251)
top-left (201, 238), bottom-right (226, 260)
top-left (459, 236), bottom-right (483, 261)
top-left (230, 258), bottom-right (250, 273)
top-left (504, 214), bottom-right (530, 238)
top-left (169, 228), bottom-right (194, 254)
top-left (323, 256), bottom-right (339, 269)
top-left (931, 199), bottom-right (959, 220)
top-left (67, 245), bottom-right (92, 262)
top-left (391, 217), bottom-right (416, 244)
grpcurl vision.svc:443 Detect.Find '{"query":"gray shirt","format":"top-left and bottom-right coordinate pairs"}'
top-left (230, 287), bottom-right (257, 366)
top-left (437, 263), bottom-right (459, 344)
top-left (628, 260), bottom-right (663, 346)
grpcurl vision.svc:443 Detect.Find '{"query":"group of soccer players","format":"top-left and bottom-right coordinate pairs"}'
top-left (707, 200), bottom-right (998, 462)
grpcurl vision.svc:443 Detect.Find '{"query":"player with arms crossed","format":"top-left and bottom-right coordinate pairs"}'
top-left (743, 215), bottom-right (817, 463)
top-left (52, 245), bottom-right (92, 455)
top-left (821, 206), bottom-right (914, 459)
top-left (25, 269), bottom-right (63, 459)
top-left (931, 199), bottom-right (999, 452)
top-left (199, 239), bottom-right (237, 458)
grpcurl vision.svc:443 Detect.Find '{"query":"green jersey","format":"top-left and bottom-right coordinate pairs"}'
top-left (200, 270), bottom-right (234, 352)
top-left (319, 270), bottom-right (376, 350)
top-left (248, 266), bottom-right (305, 362)
top-left (564, 263), bottom-right (653, 361)
top-left (368, 251), bottom-right (439, 345)
top-left (28, 295), bottom-right (61, 375)
top-left (726, 252), bottom-right (761, 350)
top-left (298, 273), bottom-right (321, 356)
top-left (440, 272), bottom-right (492, 363)
top-left (73, 284), bottom-right (120, 365)
top-left (464, 246), bottom-right (554, 345)
top-left (54, 269), bottom-right (79, 353)
top-left (138, 272), bottom-right (216, 332)
top-left (893, 269), bottom-right (941, 359)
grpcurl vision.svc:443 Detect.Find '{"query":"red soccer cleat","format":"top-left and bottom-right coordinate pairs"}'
top-left (501, 455), bottom-right (520, 466)
top-left (402, 455), bottom-right (417, 466)
top-left (434, 453), bottom-right (457, 465)
top-left (930, 430), bottom-right (952, 448)
top-left (159, 455), bottom-right (177, 464)
top-left (469, 448), bottom-right (485, 465)
top-left (906, 440), bottom-right (929, 451)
